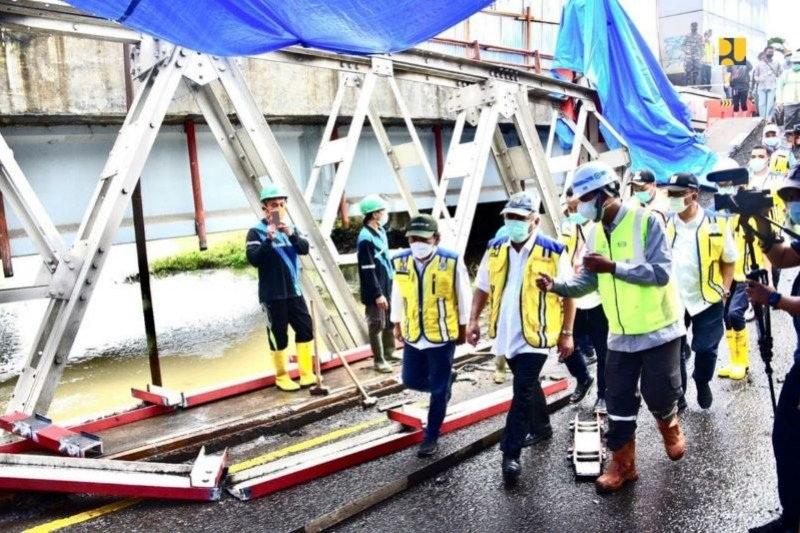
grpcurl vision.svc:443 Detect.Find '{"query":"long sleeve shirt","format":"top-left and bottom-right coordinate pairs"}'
top-left (753, 59), bottom-right (783, 91)
top-left (356, 225), bottom-right (394, 305)
top-left (776, 68), bottom-right (800, 105)
top-left (246, 220), bottom-right (309, 303)
top-left (551, 205), bottom-right (685, 353)
top-left (390, 248), bottom-right (471, 350)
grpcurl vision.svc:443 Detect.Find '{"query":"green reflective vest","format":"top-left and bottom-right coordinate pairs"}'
top-left (589, 207), bottom-right (679, 336)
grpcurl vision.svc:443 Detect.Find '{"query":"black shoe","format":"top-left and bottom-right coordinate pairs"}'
top-left (522, 425), bottom-right (553, 447)
top-left (696, 381), bottom-right (713, 409)
top-left (502, 456), bottom-right (521, 483)
top-left (417, 439), bottom-right (438, 458)
top-left (570, 377), bottom-right (595, 403)
top-left (748, 516), bottom-right (795, 533)
top-left (677, 395), bottom-right (687, 413)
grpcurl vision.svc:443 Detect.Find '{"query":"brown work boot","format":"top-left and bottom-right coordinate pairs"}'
top-left (596, 439), bottom-right (639, 493)
top-left (656, 415), bottom-right (686, 461)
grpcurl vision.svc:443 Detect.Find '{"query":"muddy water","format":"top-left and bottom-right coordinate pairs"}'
top-left (0, 233), bottom-right (361, 424)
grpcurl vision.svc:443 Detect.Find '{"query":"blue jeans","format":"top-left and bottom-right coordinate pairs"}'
top-left (774, 362), bottom-right (800, 528)
top-left (401, 342), bottom-right (455, 442)
top-left (500, 352), bottom-right (549, 459)
top-left (724, 281), bottom-right (749, 331)
top-left (681, 301), bottom-right (725, 391)
top-left (758, 87), bottom-right (776, 120)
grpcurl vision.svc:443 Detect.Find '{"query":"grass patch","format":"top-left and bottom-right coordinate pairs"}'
top-left (151, 235), bottom-right (249, 276)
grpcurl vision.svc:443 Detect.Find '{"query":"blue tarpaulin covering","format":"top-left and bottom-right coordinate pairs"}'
top-left (554, 0), bottom-right (717, 182)
top-left (66, 0), bottom-right (492, 56)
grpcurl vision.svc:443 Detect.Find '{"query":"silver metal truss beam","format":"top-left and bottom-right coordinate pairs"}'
top-left (4, 40), bottom-right (367, 415)
top-left (304, 57), bottom-right (446, 250)
top-left (6, 44), bottom-right (186, 415)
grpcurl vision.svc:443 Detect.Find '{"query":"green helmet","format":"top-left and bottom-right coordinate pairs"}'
top-left (260, 184), bottom-right (288, 202)
top-left (359, 194), bottom-right (387, 216)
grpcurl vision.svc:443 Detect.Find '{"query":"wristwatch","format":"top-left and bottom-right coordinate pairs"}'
top-left (768, 291), bottom-right (782, 309)
top-left (560, 330), bottom-right (573, 337)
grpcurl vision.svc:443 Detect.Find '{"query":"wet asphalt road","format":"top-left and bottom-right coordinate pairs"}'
top-left (8, 288), bottom-right (799, 533)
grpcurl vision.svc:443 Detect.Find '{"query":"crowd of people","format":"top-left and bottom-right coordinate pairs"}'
top-left (244, 121), bottom-right (800, 532)
top-left (682, 25), bottom-right (800, 128)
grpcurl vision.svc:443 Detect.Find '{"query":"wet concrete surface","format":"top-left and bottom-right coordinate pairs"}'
top-left (6, 275), bottom-right (799, 532)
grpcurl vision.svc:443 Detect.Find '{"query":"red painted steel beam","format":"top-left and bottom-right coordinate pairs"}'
top-left (184, 118), bottom-right (208, 251)
top-left (232, 378), bottom-right (571, 500)
top-left (0, 189), bottom-right (13, 277)
top-left (432, 124), bottom-right (445, 182)
top-left (0, 477), bottom-right (219, 501)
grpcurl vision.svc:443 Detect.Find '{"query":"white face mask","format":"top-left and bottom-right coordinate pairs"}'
top-left (410, 242), bottom-right (435, 260)
top-left (668, 195), bottom-right (690, 214)
top-left (379, 212), bottom-right (389, 227)
top-left (577, 198), bottom-right (600, 222)
top-left (748, 157), bottom-right (768, 173)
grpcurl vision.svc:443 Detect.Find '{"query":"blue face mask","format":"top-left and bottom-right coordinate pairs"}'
top-left (634, 191), bottom-right (652, 204)
top-left (788, 202), bottom-right (800, 225)
top-left (764, 137), bottom-right (779, 148)
top-left (566, 212), bottom-right (588, 226)
top-left (504, 219), bottom-right (531, 243)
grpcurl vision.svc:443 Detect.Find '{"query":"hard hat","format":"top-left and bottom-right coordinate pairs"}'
top-left (711, 156), bottom-right (739, 172)
top-left (260, 184), bottom-right (288, 201)
top-left (359, 194), bottom-right (388, 216)
top-left (571, 161), bottom-right (619, 198)
top-left (764, 124), bottom-right (780, 136)
top-left (501, 191), bottom-right (541, 217)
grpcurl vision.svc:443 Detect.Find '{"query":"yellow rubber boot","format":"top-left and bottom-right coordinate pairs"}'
top-left (493, 356), bottom-right (508, 384)
top-left (717, 330), bottom-right (737, 378)
top-left (729, 329), bottom-right (749, 380)
top-left (296, 341), bottom-right (318, 387)
top-left (272, 349), bottom-right (300, 391)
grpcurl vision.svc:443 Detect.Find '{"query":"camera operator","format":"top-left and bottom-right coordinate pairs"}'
top-left (745, 169), bottom-right (800, 533)
top-left (749, 144), bottom-right (787, 288)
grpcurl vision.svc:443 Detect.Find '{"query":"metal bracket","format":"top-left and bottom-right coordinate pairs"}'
top-left (130, 37), bottom-right (174, 80)
top-left (47, 240), bottom-right (87, 300)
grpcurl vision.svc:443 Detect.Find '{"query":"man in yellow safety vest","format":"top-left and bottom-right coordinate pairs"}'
top-left (467, 191), bottom-right (575, 483)
top-left (537, 161), bottom-right (686, 493)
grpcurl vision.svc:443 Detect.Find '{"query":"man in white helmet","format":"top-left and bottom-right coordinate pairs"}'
top-left (537, 161), bottom-right (686, 493)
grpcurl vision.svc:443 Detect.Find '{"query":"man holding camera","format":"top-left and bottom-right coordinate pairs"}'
top-left (744, 168), bottom-right (800, 533)
top-left (537, 161), bottom-right (685, 494)
top-left (663, 173), bottom-right (737, 409)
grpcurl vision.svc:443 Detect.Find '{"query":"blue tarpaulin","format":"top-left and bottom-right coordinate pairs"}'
top-left (553, 0), bottom-right (717, 182)
top-left (66, 0), bottom-right (491, 56)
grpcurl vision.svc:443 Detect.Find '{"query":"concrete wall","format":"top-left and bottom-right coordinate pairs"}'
top-left (0, 30), bottom-right (451, 122)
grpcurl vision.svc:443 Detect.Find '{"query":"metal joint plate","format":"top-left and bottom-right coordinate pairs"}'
top-left (47, 240), bottom-right (88, 300)
top-left (371, 57), bottom-right (394, 77)
top-left (130, 37), bottom-right (174, 80)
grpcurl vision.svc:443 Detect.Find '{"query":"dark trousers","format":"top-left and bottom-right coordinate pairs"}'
top-left (606, 338), bottom-right (682, 450)
top-left (681, 302), bottom-right (725, 392)
top-left (574, 304), bottom-right (608, 399)
top-left (365, 303), bottom-right (395, 360)
top-left (263, 296), bottom-right (313, 351)
top-left (500, 352), bottom-right (549, 459)
top-left (732, 87), bottom-right (749, 112)
top-left (724, 281), bottom-right (749, 331)
top-left (774, 362), bottom-right (800, 529)
top-left (402, 342), bottom-right (455, 442)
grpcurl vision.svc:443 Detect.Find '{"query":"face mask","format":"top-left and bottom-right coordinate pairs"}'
top-left (794, 64), bottom-right (800, 72)
top-left (788, 202), bottom-right (800, 224)
top-left (410, 241), bottom-right (434, 260)
top-left (504, 219), bottom-right (531, 243)
top-left (668, 195), bottom-right (689, 215)
top-left (634, 191), bottom-right (652, 204)
top-left (717, 185), bottom-right (736, 195)
top-left (566, 212), bottom-right (589, 226)
top-left (379, 212), bottom-right (389, 227)
top-left (764, 137), bottom-right (779, 148)
top-left (577, 198), bottom-right (599, 222)
top-left (748, 157), bottom-right (768, 173)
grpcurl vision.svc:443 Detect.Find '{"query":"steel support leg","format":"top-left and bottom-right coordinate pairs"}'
top-left (6, 47), bottom-right (186, 414)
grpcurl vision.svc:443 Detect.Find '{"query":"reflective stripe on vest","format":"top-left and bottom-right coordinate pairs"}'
top-left (588, 208), bottom-right (678, 335)
top-left (666, 211), bottom-right (726, 304)
top-left (255, 221), bottom-right (302, 295)
top-left (392, 249), bottom-right (459, 344)
top-left (486, 235), bottom-right (564, 349)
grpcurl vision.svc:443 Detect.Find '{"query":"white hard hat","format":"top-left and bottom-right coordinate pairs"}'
top-left (712, 156), bottom-right (739, 172)
top-left (571, 161), bottom-right (620, 198)
top-left (764, 124), bottom-right (780, 136)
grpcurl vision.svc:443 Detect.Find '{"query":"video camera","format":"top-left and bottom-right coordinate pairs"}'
top-left (706, 167), bottom-right (774, 216)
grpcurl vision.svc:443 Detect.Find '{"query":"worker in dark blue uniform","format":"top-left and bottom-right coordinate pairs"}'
top-left (245, 184), bottom-right (316, 392)
top-left (747, 169), bottom-right (800, 533)
top-left (357, 194), bottom-right (398, 373)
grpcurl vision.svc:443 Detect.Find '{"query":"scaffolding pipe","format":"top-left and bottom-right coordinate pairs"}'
top-left (0, 189), bottom-right (12, 277)
top-left (183, 119), bottom-right (208, 251)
